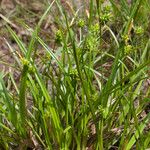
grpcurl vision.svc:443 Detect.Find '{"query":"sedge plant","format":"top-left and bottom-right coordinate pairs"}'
top-left (0, 0), bottom-right (150, 149)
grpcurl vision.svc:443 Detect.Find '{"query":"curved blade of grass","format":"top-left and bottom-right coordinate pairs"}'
top-left (37, 37), bottom-right (64, 71)
top-left (0, 73), bottom-right (17, 128)
top-left (104, 25), bottom-right (119, 48)
top-left (6, 26), bottom-right (27, 55)
top-left (26, 0), bottom-right (56, 60)
top-left (0, 122), bottom-right (16, 135)
top-left (126, 113), bottom-right (150, 150)
top-left (34, 66), bottom-right (63, 144)
top-left (141, 39), bottom-right (150, 63)
top-left (27, 75), bottom-right (53, 147)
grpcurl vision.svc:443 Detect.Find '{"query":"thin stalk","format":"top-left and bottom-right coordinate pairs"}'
top-left (96, 1), bottom-right (104, 149)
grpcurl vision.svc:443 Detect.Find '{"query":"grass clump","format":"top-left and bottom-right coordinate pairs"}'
top-left (0, 0), bottom-right (150, 149)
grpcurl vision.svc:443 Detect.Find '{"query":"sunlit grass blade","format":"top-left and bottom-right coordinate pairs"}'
top-left (126, 113), bottom-right (150, 150)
